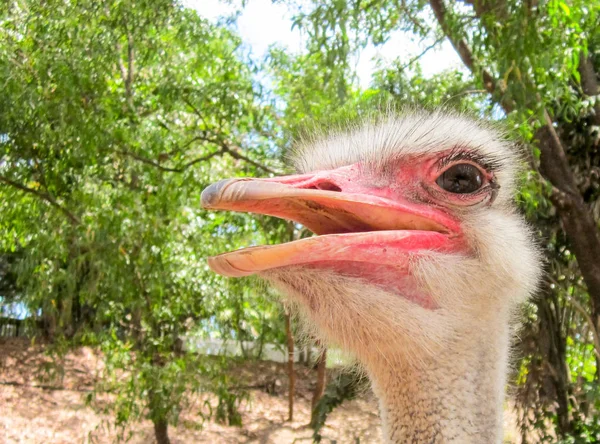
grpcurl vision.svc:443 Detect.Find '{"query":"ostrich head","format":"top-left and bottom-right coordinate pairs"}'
top-left (202, 112), bottom-right (541, 443)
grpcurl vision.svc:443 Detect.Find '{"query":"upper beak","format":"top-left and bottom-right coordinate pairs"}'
top-left (201, 176), bottom-right (449, 235)
top-left (201, 172), bottom-right (462, 278)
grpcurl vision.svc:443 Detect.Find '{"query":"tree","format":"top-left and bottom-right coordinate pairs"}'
top-left (310, 346), bottom-right (327, 425)
top-left (284, 311), bottom-right (295, 421)
top-left (0, 1), bottom-right (283, 441)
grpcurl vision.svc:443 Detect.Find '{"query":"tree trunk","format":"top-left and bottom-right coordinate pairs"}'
top-left (539, 288), bottom-right (572, 435)
top-left (310, 347), bottom-right (328, 426)
top-left (153, 419), bottom-right (171, 444)
top-left (285, 312), bottom-right (295, 421)
top-left (256, 314), bottom-right (267, 360)
top-left (578, 52), bottom-right (600, 126)
top-left (537, 122), bottom-right (600, 353)
top-left (41, 306), bottom-right (56, 340)
top-left (429, 0), bottom-right (600, 362)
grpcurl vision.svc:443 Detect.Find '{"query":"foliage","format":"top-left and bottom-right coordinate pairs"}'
top-left (309, 369), bottom-right (367, 442)
top-left (0, 0), bottom-right (284, 441)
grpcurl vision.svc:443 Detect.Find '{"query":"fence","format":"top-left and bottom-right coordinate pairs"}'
top-left (0, 317), bottom-right (27, 338)
top-left (0, 319), bottom-right (349, 366)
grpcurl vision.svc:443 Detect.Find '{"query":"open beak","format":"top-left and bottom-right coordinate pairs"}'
top-left (201, 170), bottom-right (463, 278)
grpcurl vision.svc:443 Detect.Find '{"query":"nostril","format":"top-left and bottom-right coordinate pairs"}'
top-left (315, 181), bottom-right (342, 192)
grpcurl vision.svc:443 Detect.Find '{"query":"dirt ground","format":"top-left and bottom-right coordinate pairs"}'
top-left (0, 338), bottom-right (382, 443)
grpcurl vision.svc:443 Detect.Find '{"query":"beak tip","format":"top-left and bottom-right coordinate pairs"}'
top-left (201, 179), bottom-right (230, 208)
top-left (207, 255), bottom-right (253, 278)
top-left (206, 256), bottom-right (220, 274)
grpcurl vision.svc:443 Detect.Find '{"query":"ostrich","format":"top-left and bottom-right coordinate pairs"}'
top-left (201, 112), bottom-right (541, 443)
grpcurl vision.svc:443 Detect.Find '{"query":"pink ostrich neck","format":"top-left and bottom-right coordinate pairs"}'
top-left (367, 321), bottom-right (510, 444)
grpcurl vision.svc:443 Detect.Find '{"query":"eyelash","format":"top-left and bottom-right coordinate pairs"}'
top-left (437, 150), bottom-right (501, 172)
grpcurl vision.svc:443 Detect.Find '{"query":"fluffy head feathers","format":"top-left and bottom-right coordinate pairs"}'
top-left (291, 111), bottom-right (523, 204)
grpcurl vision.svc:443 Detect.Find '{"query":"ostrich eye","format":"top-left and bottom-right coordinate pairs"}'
top-left (436, 163), bottom-right (483, 194)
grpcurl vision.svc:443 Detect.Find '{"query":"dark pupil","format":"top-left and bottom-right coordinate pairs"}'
top-left (436, 164), bottom-right (483, 194)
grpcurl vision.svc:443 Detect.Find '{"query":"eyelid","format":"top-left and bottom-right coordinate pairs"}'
top-left (437, 151), bottom-right (499, 172)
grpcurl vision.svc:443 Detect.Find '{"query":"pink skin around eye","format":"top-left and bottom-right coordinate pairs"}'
top-left (380, 154), bottom-right (497, 208)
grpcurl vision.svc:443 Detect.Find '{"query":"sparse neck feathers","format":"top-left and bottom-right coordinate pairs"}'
top-left (368, 319), bottom-right (510, 444)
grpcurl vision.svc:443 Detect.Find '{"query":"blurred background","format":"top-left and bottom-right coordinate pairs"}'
top-left (0, 0), bottom-right (598, 442)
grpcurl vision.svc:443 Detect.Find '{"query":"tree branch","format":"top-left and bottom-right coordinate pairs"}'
top-left (578, 51), bottom-right (600, 126)
top-left (117, 150), bottom-right (183, 172)
top-left (165, 134), bottom-right (206, 158)
top-left (176, 149), bottom-right (225, 170)
top-left (566, 295), bottom-right (600, 360)
top-left (220, 144), bottom-right (278, 175)
top-left (397, 36), bottom-right (445, 72)
top-left (118, 131), bottom-right (278, 175)
top-left (536, 109), bottom-right (579, 196)
top-left (126, 30), bottom-right (134, 98)
top-left (0, 175), bottom-right (80, 225)
top-left (116, 29), bottom-right (135, 109)
top-left (400, 0), bottom-right (428, 35)
top-left (182, 100), bottom-right (280, 175)
top-left (459, 0), bottom-right (509, 22)
top-left (117, 148), bottom-right (224, 173)
top-left (195, 134), bottom-right (279, 174)
top-left (183, 97), bottom-right (210, 131)
top-left (429, 0), bottom-right (500, 104)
